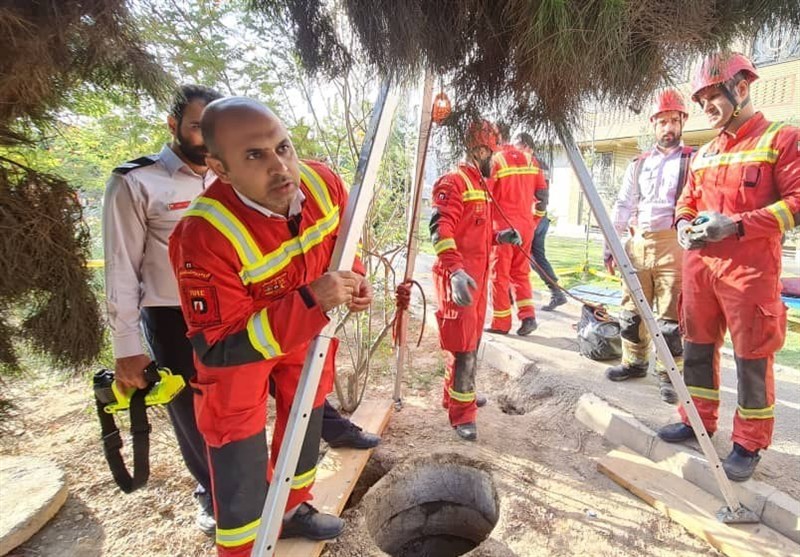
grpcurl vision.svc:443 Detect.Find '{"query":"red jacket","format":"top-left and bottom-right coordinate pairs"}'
top-left (676, 112), bottom-right (800, 238)
top-left (490, 144), bottom-right (547, 230)
top-left (430, 163), bottom-right (493, 276)
top-left (169, 160), bottom-right (360, 379)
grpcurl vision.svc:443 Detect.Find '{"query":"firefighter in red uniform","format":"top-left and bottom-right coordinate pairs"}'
top-left (169, 97), bottom-right (373, 556)
top-left (486, 126), bottom-right (547, 336)
top-left (658, 53), bottom-right (800, 481)
top-left (431, 121), bottom-right (521, 441)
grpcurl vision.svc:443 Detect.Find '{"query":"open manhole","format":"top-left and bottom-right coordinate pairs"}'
top-left (363, 453), bottom-right (499, 557)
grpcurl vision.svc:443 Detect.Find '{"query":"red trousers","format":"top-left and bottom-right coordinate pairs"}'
top-left (678, 240), bottom-right (786, 452)
top-left (489, 221), bottom-right (536, 331)
top-left (434, 259), bottom-right (488, 426)
top-left (192, 344), bottom-right (336, 556)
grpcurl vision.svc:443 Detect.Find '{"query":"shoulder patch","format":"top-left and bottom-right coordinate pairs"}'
top-left (113, 155), bottom-right (159, 175)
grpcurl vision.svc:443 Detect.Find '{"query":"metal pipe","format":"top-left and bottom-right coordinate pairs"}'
top-left (393, 71), bottom-right (435, 405)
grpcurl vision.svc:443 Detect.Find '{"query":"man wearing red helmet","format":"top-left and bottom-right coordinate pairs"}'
top-left (486, 123), bottom-right (548, 336)
top-left (430, 120), bottom-right (521, 441)
top-left (604, 88), bottom-right (695, 405)
top-left (658, 52), bottom-right (800, 482)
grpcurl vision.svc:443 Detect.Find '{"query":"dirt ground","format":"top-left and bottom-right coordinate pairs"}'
top-left (1, 319), bottom-right (720, 557)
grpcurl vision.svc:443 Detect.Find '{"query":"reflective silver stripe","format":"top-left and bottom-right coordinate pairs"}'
top-left (216, 518), bottom-right (260, 548)
top-left (185, 198), bottom-right (261, 266)
top-left (246, 309), bottom-right (283, 359)
top-left (241, 209), bottom-right (340, 284)
top-left (299, 162), bottom-right (334, 214)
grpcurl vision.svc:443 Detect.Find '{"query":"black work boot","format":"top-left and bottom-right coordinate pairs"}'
top-left (659, 379), bottom-right (678, 405)
top-left (476, 393), bottom-right (488, 408)
top-left (454, 422), bottom-right (477, 441)
top-left (541, 289), bottom-right (567, 311)
top-left (722, 443), bottom-right (761, 482)
top-left (280, 503), bottom-right (345, 540)
top-left (658, 422), bottom-right (713, 443)
top-left (326, 422), bottom-right (380, 449)
top-left (516, 317), bottom-right (538, 336)
top-left (194, 489), bottom-right (216, 536)
top-left (605, 363), bottom-right (648, 382)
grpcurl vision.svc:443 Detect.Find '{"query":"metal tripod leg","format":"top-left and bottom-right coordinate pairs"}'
top-left (554, 122), bottom-right (757, 524)
top-left (394, 71), bottom-right (435, 408)
top-left (251, 78), bottom-right (400, 557)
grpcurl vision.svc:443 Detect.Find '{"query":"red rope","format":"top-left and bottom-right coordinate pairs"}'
top-left (393, 279), bottom-right (426, 346)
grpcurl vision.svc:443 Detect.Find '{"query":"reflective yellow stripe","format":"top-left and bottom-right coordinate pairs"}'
top-left (434, 238), bottom-right (457, 254)
top-left (688, 386), bottom-right (719, 401)
top-left (185, 197), bottom-right (262, 266)
top-left (217, 518), bottom-right (260, 548)
top-left (246, 309), bottom-right (283, 359)
top-left (298, 161), bottom-right (334, 214)
top-left (241, 209), bottom-right (340, 285)
top-left (448, 387), bottom-right (476, 403)
top-left (737, 405), bottom-right (775, 419)
top-left (692, 122), bottom-right (785, 171)
top-left (534, 209), bottom-right (546, 217)
top-left (516, 299), bottom-right (534, 308)
top-left (676, 207), bottom-right (698, 220)
top-left (495, 167), bottom-right (540, 179)
top-left (493, 308), bottom-right (512, 318)
top-left (462, 190), bottom-right (489, 202)
top-left (292, 467), bottom-right (317, 490)
top-left (492, 151), bottom-right (509, 170)
top-left (457, 169), bottom-right (476, 191)
top-left (766, 200), bottom-right (794, 233)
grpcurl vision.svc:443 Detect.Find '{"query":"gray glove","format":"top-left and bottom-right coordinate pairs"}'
top-left (689, 211), bottom-right (738, 243)
top-left (450, 269), bottom-right (477, 306)
top-left (496, 228), bottom-right (522, 246)
top-left (677, 219), bottom-right (705, 250)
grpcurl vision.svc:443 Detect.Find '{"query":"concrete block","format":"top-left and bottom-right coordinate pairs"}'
top-left (762, 490), bottom-right (800, 544)
top-left (479, 339), bottom-right (535, 380)
top-left (580, 397), bottom-right (799, 541)
top-left (606, 414), bottom-right (657, 457)
top-left (574, 393), bottom-right (626, 436)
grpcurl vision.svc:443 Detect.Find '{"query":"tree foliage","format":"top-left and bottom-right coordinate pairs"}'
top-left (251, 0), bottom-right (800, 140)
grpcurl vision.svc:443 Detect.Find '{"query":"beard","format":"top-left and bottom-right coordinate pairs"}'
top-left (478, 157), bottom-right (492, 178)
top-left (176, 130), bottom-right (209, 166)
top-left (657, 132), bottom-right (680, 149)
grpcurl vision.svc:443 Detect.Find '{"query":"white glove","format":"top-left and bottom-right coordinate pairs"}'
top-left (450, 269), bottom-right (477, 306)
top-left (496, 228), bottom-right (522, 246)
top-left (677, 220), bottom-right (705, 250)
top-left (689, 211), bottom-right (738, 243)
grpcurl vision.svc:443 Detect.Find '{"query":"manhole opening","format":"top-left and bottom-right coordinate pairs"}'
top-left (364, 455), bottom-right (499, 557)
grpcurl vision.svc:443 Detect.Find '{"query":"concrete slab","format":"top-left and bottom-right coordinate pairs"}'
top-left (0, 456), bottom-right (68, 556)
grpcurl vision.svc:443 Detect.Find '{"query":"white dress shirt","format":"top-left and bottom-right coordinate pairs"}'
top-left (102, 145), bottom-right (215, 358)
top-left (611, 143), bottom-right (686, 234)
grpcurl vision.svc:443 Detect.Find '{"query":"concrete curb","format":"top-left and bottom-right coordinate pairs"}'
top-left (410, 298), bottom-right (799, 541)
top-left (477, 338), bottom-right (536, 380)
top-left (575, 393), bottom-right (800, 543)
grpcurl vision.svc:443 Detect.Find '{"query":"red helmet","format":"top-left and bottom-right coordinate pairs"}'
top-left (650, 88), bottom-right (688, 121)
top-left (690, 52), bottom-right (759, 102)
top-left (466, 120), bottom-right (498, 151)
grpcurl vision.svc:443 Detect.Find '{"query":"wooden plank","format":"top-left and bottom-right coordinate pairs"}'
top-left (598, 448), bottom-right (799, 557)
top-left (275, 399), bottom-right (393, 557)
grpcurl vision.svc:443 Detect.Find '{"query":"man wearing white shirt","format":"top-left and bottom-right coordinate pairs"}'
top-left (603, 89), bottom-right (695, 404)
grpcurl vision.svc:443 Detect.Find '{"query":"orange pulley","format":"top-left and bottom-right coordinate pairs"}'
top-left (432, 92), bottom-right (452, 124)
